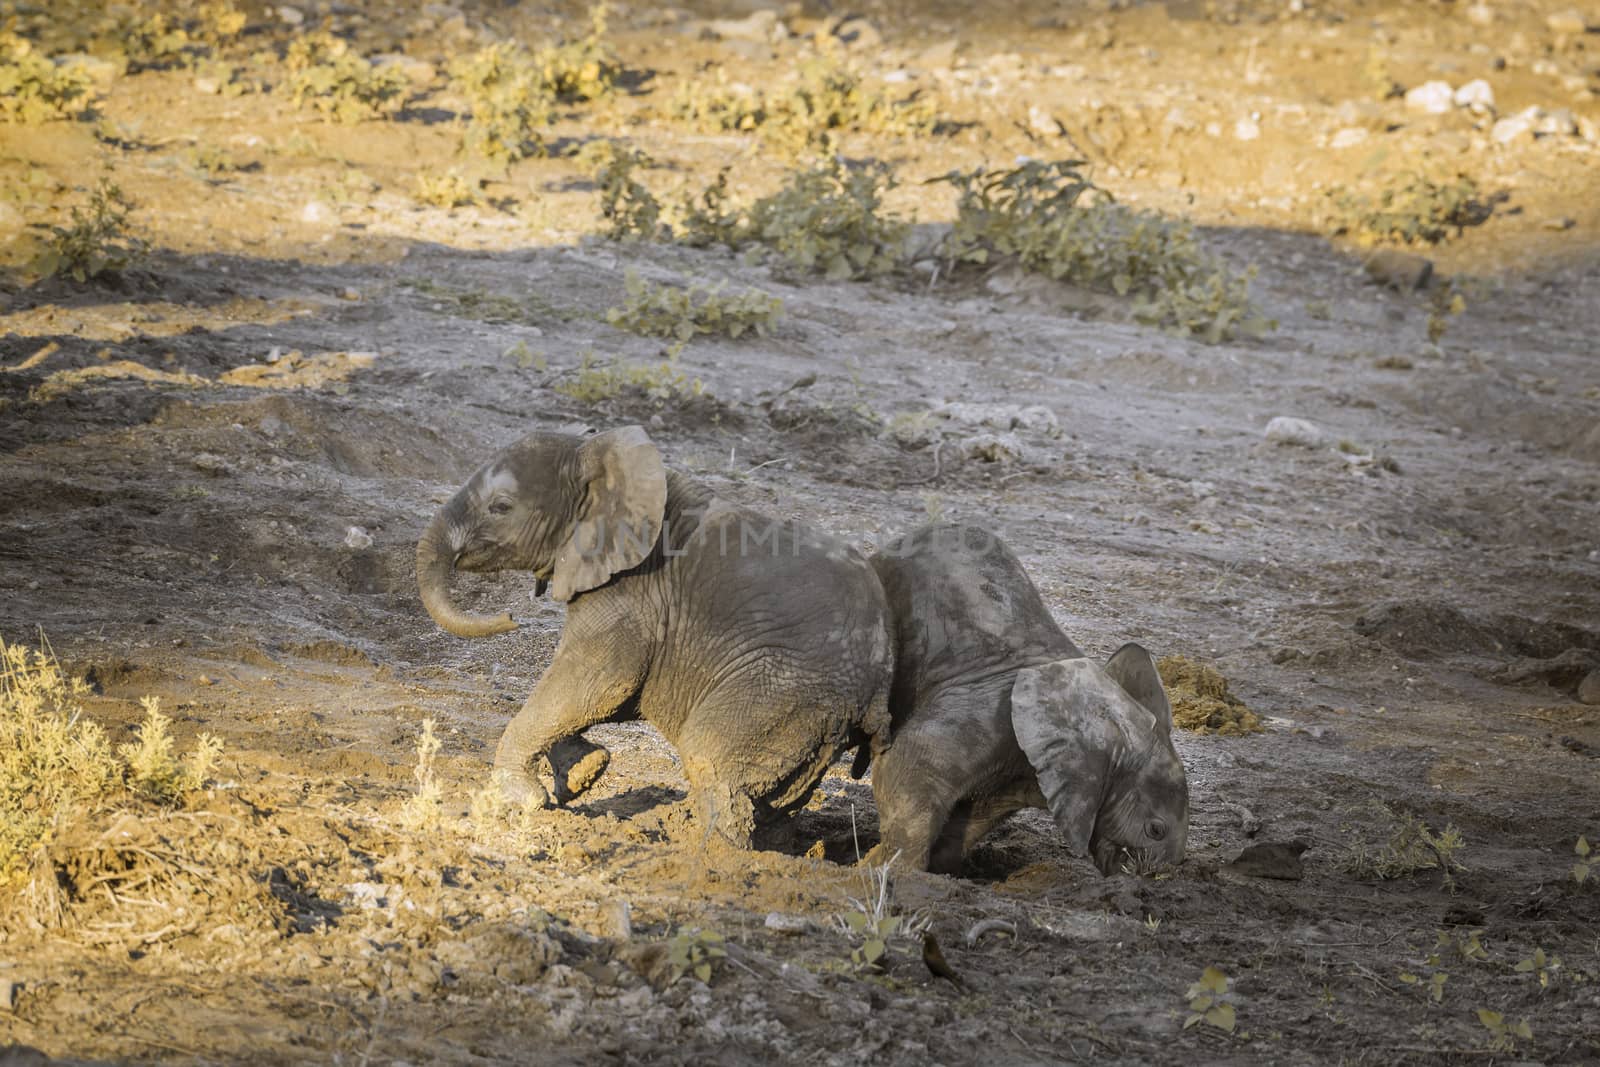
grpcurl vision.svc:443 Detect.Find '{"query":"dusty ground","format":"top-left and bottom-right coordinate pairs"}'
top-left (2, 0), bottom-right (1599, 1063)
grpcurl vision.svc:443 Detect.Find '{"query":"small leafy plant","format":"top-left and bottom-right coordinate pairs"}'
top-left (666, 928), bottom-right (727, 984)
top-left (831, 854), bottom-right (929, 973)
top-left (1184, 966), bottom-right (1238, 1033)
top-left (286, 34), bottom-right (407, 123)
top-left (33, 179), bottom-right (148, 282)
top-left (580, 141), bottom-right (662, 240)
top-left (1513, 947), bottom-right (1561, 989)
top-left (934, 160), bottom-right (1269, 342)
top-left (1327, 173), bottom-right (1494, 246)
top-left (1398, 968), bottom-right (1449, 1003)
top-left (555, 350), bottom-right (704, 405)
top-left (416, 169), bottom-right (479, 208)
top-left (0, 36), bottom-right (96, 123)
top-left (738, 159), bottom-right (908, 280)
top-left (605, 271), bottom-right (783, 341)
top-left (449, 43), bottom-right (554, 163)
top-left (532, 3), bottom-right (617, 102)
top-left (1476, 1009), bottom-right (1532, 1053)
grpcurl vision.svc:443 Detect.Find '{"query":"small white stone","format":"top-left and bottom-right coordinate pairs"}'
top-left (1491, 105), bottom-right (1542, 143)
top-left (1264, 416), bottom-right (1327, 448)
top-left (1330, 126), bottom-right (1368, 149)
top-left (1465, 3), bottom-right (1494, 26)
top-left (1234, 117), bottom-right (1261, 141)
top-left (277, 5), bottom-right (304, 25)
top-left (1404, 81), bottom-right (1455, 115)
top-left (1535, 108), bottom-right (1578, 136)
top-left (1547, 9), bottom-right (1590, 35)
top-left (301, 200), bottom-right (328, 223)
top-left (344, 526), bottom-right (374, 550)
top-left (1029, 106), bottom-right (1063, 137)
top-left (1453, 78), bottom-right (1495, 113)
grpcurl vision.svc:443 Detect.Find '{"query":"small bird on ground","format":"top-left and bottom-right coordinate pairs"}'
top-left (922, 932), bottom-right (966, 989)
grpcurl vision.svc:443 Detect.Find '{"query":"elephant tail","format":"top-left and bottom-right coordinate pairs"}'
top-left (848, 689), bottom-right (893, 779)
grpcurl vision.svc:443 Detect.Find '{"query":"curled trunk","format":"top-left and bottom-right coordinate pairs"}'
top-left (416, 506), bottom-right (517, 638)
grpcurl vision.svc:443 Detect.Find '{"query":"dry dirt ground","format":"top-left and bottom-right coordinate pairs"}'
top-left (2, 0), bottom-right (1599, 1063)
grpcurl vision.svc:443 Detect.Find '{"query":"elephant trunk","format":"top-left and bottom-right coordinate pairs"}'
top-left (416, 503), bottom-right (518, 638)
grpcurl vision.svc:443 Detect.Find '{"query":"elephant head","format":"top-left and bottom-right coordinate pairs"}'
top-left (417, 425), bottom-right (668, 637)
top-left (1010, 643), bottom-right (1189, 875)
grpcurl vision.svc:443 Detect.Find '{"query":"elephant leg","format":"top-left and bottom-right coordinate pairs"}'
top-left (548, 735), bottom-right (611, 805)
top-left (684, 767), bottom-right (758, 850)
top-left (493, 631), bottom-right (643, 808)
top-left (928, 789), bottom-right (1026, 875)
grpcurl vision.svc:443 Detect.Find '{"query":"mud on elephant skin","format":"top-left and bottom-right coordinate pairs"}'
top-left (867, 523), bottom-right (1189, 875)
top-left (416, 425), bottom-right (894, 848)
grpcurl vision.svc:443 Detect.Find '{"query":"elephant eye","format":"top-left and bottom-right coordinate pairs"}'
top-left (489, 499), bottom-right (513, 515)
top-left (1145, 819), bottom-right (1167, 841)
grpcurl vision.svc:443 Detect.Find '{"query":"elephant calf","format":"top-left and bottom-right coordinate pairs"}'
top-left (417, 425), bottom-right (893, 847)
top-left (869, 524), bottom-right (1189, 875)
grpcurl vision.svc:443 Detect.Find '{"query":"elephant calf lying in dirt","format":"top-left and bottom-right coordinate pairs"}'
top-left (869, 524), bottom-right (1190, 875)
top-left (417, 425), bottom-right (893, 847)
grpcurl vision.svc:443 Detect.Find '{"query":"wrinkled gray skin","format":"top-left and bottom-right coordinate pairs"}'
top-left (869, 524), bottom-right (1189, 875)
top-left (417, 426), bottom-right (893, 847)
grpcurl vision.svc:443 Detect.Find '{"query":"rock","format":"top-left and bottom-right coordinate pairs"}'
top-left (192, 451), bottom-right (231, 474)
top-left (1492, 105), bottom-right (1542, 143)
top-left (960, 432), bottom-right (1024, 463)
top-left (1329, 126), bottom-right (1369, 149)
top-left (1579, 669), bottom-right (1600, 705)
top-left (1579, 115), bottom-right (1599, 143)
top-left (1225, 841), bottom-right (1310, 880)
top-left (1264, 416), bottom-right (1327, 448)
top-left (1465, 3), bottom-right (1494, 27)
top-left (1028, 106), bottom-right (1063, 137)
top-left (1547, 9), bottom-right (1590, 35)
top-left (764, 913), bottom-right (814, 936)
top-left (1234, 116), bottom-right (1260, 141)
top-left (1453, 78), bottom-right (1495, 113)
top-left (277, 5), bottom-right (304, 25)
top-left (1536, 108), bottom-right (1578, 136)
top-left (707, 9), bottom-right (784, 43)
top-left (193, 74), bottom-right (222, 94)
top-left (1363, 248), bottom-right (1434, 291)
top-left (301, 200), bottom-right (329, 224)
top-left (1404, 80), bottom-right (1455, 114)
top-left (343, 526), bottom-right (374, 550)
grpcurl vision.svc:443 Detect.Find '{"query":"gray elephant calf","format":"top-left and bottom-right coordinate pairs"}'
top-left (417, 425), bottom-right (893, 847)
top-left (869, 524), bottom-right (1189, 875)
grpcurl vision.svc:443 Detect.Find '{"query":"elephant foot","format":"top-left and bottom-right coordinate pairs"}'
top-left (495, 766), bottom-right (550, 810)
top-left (690, 781), bottom-right (756, 850)
top-left (550, 737), bottom-right (611, 805)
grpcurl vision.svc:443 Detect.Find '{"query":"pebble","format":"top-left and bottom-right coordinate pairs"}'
top-left (1028, 106), bottom-right (1064, 137)
top-left (1578, 668), bottom-right (1600, 706)
top-left (1234, 117), bottom-right (1260, 141)
top-left (1404, 80), bottom-right (1455, 114)
top-left (344, 526), bottom-right (374, 550)
top-left (277, 5), bottom-right (304, 25)
top-left (917, 39), bottom-right (959, 68)
top-left (301, 200), bottom-right (329, 223)
top-left (1453, 78), bottom-right (1495, 113)
top-left (1263, 416), bottom-right (1327, 448)
top-left (1329, 126), bottom-right (1368, 149)
top-left (192, 452), bottom-right (231, 474)
top-left (1547, 9), bottom-right (1590, 35)
top-left (1492, 105), bottom-right (1543, 143)
top-left (1363, 249), bottom-right (1434, 291)
top-left (1465, 3), bottom-right (1494, 26)
top-left (764, 913), bottom-right (814, 936)
top-left (1536, 108), bottom-right (1578, 136)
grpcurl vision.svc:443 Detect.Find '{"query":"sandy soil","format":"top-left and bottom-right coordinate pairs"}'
top-left (2, 1), bottom-right (1598, 1063)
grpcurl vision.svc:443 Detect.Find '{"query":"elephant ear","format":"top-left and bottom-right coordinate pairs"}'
top-left (550, 426), bottom-right (667, 601)
top-left (1010, 658), bottom-right (1158, 858)
top-left (1103, 643), bottom-right (1173, 736)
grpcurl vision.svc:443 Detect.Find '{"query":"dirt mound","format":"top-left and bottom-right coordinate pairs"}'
top-left (1157, 656), bottom-right (1263, 736)
top-left (1355, 600), bottom-right (1599, 661)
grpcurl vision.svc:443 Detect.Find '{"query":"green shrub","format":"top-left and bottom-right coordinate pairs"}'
top-left (1327, 173), bottom-right (1493, 246)
top-left (533, 3), bottom-right (618, 102)
top-left (935, 160), bottom-right (1270, 342)
top-left (416, 169), bottom-right (479, 208)
top-left (739, 159), bottom-right (908, 279)
top-left (0, 37), bottom-right (96, 123)
top-left (32, 179), bottom-right (148, 282)
top-left (285, 33), bottom-right (405, 122)
top-left (448, 43), bottom-right (554, 163)
top-left (555, 350), bottom-right (704, 404)
top-left (580, 141), bottom-right (663, 240)
top-left (605, 270), bottom-right (783, 341)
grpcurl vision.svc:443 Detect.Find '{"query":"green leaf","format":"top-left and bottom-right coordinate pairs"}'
top-left (1477, 1008), bottom-right (1503, 1029)
top-left (694, 962), bottom-right (711, 982)
top-left (1189, 995), bottom-right (1213, 1012)
top-left (1578, 836), bottom-right (1591, 858)
top-left (862, 939), bottom-right (886, 965)
top-left (1198, 966), bottom-right (1227, 995)
top-left (1206, 1003), bottom-right (1236, 1033)
top-left (1398, 972), bottom-right (1419, 985)
top-left (1182, 1014), bottom-right (1202, 1030)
